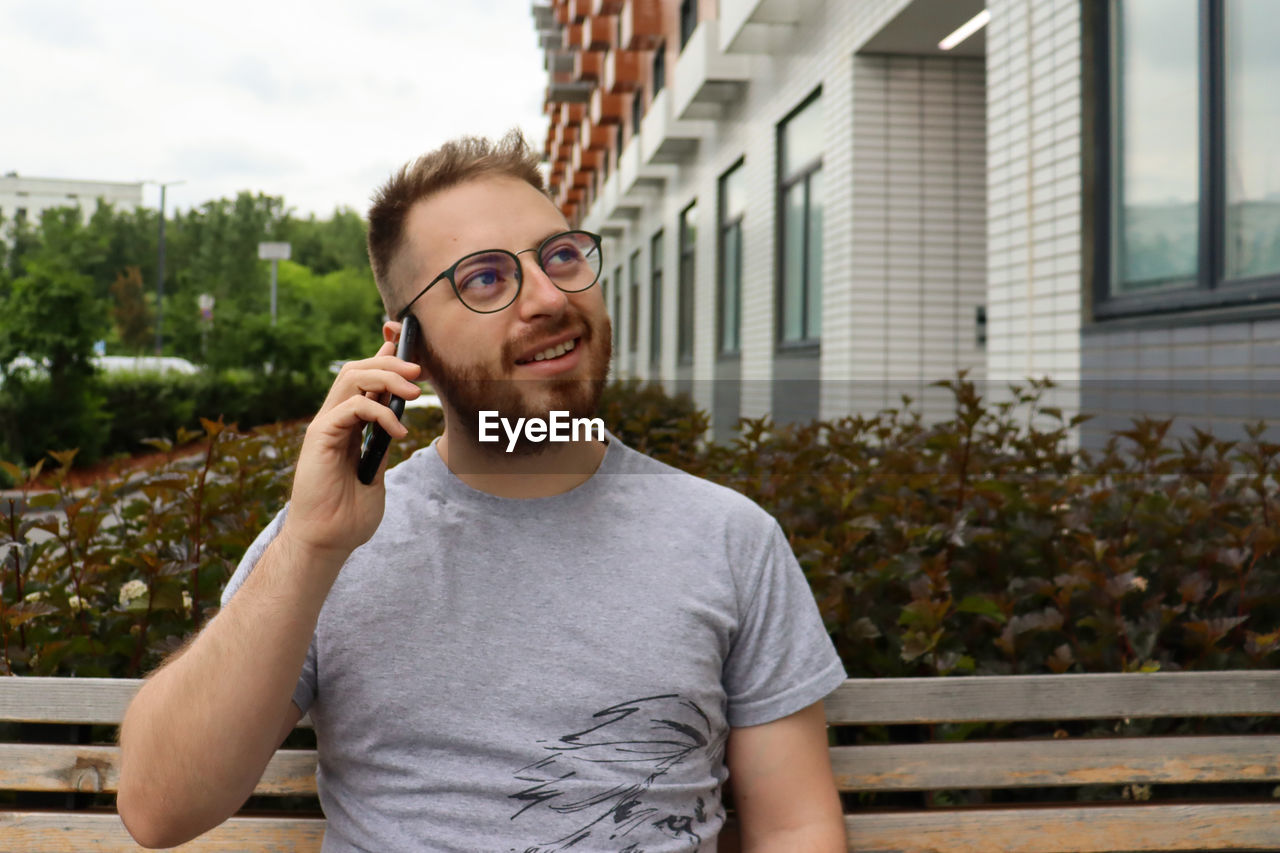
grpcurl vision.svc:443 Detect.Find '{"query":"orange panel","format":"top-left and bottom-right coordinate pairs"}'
top-left (583, 15), bottom-right (616, 49)
top-left (559, 102), bottom-right (587, 124)
top-left (619, 0), bottom-right (663, 51)
top-left (574, 50), bottom-right (603, 82)
top-left (591, 88), bottom-right (627, 124)
top-left (603, 49), bottom-right (643, 94)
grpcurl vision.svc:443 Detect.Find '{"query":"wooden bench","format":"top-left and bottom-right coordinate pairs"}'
top-left (1, 671), bottom-right (1279, 851)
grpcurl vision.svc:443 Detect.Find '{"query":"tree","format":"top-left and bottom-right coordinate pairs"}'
top-left (110, 266), bottom-right (153, 354)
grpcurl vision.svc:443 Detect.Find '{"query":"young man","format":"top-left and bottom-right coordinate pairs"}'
top-left (117, 132), bottom-right (847, 851)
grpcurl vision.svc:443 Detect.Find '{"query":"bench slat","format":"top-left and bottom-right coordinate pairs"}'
top-left (0, 677), bottom-right (312, 727)
top-left (0, 743), bottom-right (318, 796)
top-left (833, 734), bottom-right (1280, 791)
top-left (826, 672), bottom-right (1280, 724)
top-left (0, 811), bottom-right (323, 852)
top-left (847, 803), bottom-right (1280, 852)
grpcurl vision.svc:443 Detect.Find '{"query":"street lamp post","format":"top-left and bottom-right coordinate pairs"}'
top-left (257, 242), bottom-right (291, 325)
top-left (147, 179), bottom-right (185, 355)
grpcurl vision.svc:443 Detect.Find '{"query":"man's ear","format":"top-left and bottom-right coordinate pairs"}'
top-left (382, 319), bottom-right (401, 346)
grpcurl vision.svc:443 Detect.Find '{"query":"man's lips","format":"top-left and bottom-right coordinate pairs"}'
top-left (513, 336), bottom-right (584, 374)
top-left (514, 333), bottom-right (582, 365)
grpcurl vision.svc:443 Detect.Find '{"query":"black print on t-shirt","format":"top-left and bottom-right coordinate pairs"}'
top-left (508, 694), bottom-right (726, 852)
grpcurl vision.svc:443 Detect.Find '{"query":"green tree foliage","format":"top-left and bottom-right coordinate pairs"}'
top-left (0, 192), bottom-right (381, 466)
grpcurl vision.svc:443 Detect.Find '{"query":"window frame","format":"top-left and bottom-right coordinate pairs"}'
top-left (679, 0), bottom-right (698, 50)
top-left (678, 200), bottom-right (697, 366)
top-left (650, 229), bottom-right (664, 371)
top-left (717, 158), bottom-right (745, 358)
top-left (1094, 0), bottom-right (1280, 321)
top-left (628, 250), bottom-right (640, 358)
top-left (776, 89), bottom-right (823, 349)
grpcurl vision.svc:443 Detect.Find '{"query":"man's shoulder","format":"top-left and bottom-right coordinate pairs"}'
top-left (607, 439), bottom-right (774, 527)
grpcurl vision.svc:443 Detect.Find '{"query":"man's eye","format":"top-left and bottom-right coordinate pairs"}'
top-left (544, 244), bottom-right (584, 266)
top-left (460, 269), bottom-right (503, 291)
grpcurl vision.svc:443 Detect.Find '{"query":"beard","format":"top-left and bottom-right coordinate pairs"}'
top-left (419, 310), bottom-right (613, 458)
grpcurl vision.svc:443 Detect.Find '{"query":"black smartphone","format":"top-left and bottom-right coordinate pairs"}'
top-left (356, 314), bottom-right (420, 485)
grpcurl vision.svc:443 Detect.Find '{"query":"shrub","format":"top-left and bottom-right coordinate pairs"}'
top-left (1, 377), bottom-right (1278, 679)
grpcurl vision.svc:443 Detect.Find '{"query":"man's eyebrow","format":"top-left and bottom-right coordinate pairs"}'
top-left (527, 229), bottom-right (567, 249)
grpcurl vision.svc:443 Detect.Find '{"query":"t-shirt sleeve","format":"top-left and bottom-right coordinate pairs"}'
top-left (218, 504), bottom-right (318, 715)
top-left (722, 517), bottom-right (847, 728)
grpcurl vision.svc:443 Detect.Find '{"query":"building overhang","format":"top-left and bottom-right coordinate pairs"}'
top-left (718, 0), bottom-right (824, 54)
top-left (857, 0), bottom-right (987, 57)
top-left (672, 20), bottom-right (753, 120)
top-left (639, 89), bottom-right (716, 165)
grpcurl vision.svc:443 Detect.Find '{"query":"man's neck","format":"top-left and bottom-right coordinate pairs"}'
top-left (435, 429), bottom-right (608, 499)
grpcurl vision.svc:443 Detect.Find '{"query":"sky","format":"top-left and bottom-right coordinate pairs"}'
top-left (0, 0), bottom-right (551, 217)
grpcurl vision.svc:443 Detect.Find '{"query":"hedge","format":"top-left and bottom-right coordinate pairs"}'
top-left (1, 377), bottom-right (1278, 681)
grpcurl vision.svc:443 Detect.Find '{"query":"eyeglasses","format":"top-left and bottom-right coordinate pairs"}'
top-left (397, 230), bottom-right (604, 318)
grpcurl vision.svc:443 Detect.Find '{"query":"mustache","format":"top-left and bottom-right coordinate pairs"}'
top-left (502, 314), bottom-right (593, 364)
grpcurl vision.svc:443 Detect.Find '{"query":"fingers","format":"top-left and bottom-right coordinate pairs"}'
top-left (309, 394), bottom-right (409, 447)
top-left (322, 348), bottom-right (423, 413)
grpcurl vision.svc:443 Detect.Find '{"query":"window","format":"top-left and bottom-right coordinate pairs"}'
top-left (612, 264), bottom-right (623, 358)
top-left (1097, 0), bottom-right (1280, 317)
top-left (678, 202), bottom-right (697, 365)
top-left (628, 251), bottom-right (640, 357)
top-left (777, 91), bottom-right (823, 345)
top-left (653, 44), bottom-right (666, 96)
top-left (632, 91), bottom-right (644, 138)
top-left (650, 230), bottom-right (664, 370)
top-left (718, 161), bottom-right (746, 355)
top-left (680, 0), bottom-right (698, 50)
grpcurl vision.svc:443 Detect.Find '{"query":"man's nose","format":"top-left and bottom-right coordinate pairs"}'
top-left (515, 252), bottom-right (568, 318)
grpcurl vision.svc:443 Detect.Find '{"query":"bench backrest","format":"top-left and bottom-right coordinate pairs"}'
top-left (828, 671), bottom-right (1280, 853)
top-left (2, 672), bottom-right (1279, 851)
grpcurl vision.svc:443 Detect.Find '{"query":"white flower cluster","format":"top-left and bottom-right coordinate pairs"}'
top-left (23, 590), bottom-right (45, 603)
top-left (67, 595), bottom-right (90, 614)
top-left (119, 579), bottom-right (148, 607)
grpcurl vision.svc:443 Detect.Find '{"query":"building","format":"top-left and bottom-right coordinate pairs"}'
top-left (0, 173), bottom-right (143, 229)
top-left (533, 0), bottom-right (1280, 446)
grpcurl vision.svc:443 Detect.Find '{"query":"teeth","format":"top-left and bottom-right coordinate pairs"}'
top-left (529, 338), bottom-right (576, 362)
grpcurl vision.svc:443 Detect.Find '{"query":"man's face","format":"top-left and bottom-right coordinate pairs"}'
top-left (395, 175), bottom-right (613, 454)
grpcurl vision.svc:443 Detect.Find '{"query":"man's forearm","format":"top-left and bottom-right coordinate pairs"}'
top-left (740, 821), bottom-right (847, 853)
top-left (117, 533), bottom-right (345, 848)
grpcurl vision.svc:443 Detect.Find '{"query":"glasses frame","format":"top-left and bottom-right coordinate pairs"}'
top-left (396, 229), bottom-right (604, 319)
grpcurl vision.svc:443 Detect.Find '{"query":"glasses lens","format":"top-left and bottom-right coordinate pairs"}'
top-left (540, 231), bottom-right (601, 292)
top-left (454, 251), bottom-right (520, 312)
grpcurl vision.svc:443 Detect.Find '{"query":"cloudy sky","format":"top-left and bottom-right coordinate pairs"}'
top-left (1, 0), bottom-right (550, 216)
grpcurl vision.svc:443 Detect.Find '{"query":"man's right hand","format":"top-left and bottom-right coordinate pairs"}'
top-left (280, 340), bottom-right (422, 560)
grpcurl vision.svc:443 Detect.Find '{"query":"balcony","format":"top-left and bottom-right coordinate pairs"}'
top-left (568, 0), bottom-right (592, 20)
top-left (718, 0), bottom-right (823, 53)
top-left (618, 0), bottom-right (663, 51)
top-left (561, 23), bottom-right (583, 50)
top-left (591, 0), bottom-right (624, 14)
top-left (671, 19), bottom-right (753, 120)
top-left (581, 15), bottom-right (616, 49)
top-left (580, 117), bottom-right (616, 151)
top-left (602, 49), bottom-right (644, 94)
top-left (573, 49), bottom-right (603, 82)
top-left (555, 122), bottom-right (580, 147)
top-left (559, 102), bottom-right (587, 125)
top-left (582, 171), bottom-right (635, 238)
top-left (639, 88), bottom-right (715, 165)
top-left (618, 136), bottom-right (675, 202)
top-left (573, 145), bottom-right (602, 174)
top-left (546, 77), bottom-right (592, 104)
top-left (591, 88), bottom-right (627, 124)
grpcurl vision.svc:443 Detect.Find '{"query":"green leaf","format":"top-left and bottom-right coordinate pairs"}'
top-left (956, 595), bottom-right (1006, 623)
top-left (26, 493), bottom-right (59, 510)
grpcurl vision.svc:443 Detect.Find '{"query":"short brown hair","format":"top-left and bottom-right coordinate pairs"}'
top-left (366, 129), bottom-right (546, 313)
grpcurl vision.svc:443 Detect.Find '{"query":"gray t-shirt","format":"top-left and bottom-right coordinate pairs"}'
top-left (221, 433), bottom-right (846, 852)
